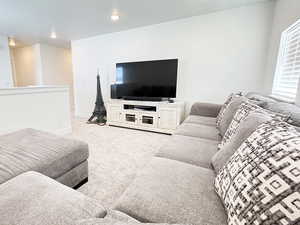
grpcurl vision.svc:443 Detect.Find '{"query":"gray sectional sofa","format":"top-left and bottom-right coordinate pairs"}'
top-left (112, 92), bottom-right (300, 225)
top-left (112, 93), bottom-right (300, 225)
top-left (0, 92), bottom-right (299, 225)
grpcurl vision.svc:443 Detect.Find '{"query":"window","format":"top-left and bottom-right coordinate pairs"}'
top-left (272, 19), bottom-right (300, 102)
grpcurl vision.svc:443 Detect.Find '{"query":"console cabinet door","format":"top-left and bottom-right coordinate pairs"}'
top-left (138, 113), bottom-right (157, 128)
top-left (158, 108), bottom-right (177, 130)
top-left (122, 111), bottom-right (139, 125)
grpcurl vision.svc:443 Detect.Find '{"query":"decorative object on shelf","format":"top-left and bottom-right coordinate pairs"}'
top-left (87, 69), bottom-right (107, 125)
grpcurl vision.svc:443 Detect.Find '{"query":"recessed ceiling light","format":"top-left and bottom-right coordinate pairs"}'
top-left (111, 14), bottom-right (119, 21)
top-left (9, 38), bottom-right (16, 47)
top-left (51, 31), bottom-right (57, 39)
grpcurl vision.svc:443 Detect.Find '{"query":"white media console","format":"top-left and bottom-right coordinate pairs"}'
top-left (107, 100), bottom-right (185, 134)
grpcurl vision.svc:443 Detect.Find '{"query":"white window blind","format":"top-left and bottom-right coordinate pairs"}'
top-left (272, 19), bottom-right (300, 101)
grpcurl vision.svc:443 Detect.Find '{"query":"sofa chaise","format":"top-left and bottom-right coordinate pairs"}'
top-left (0, 171), bottom-right (188, 225)
top-left (0, 171), bottom-right (105, 225)
top-left (0, 128), bottom-right (89, 188)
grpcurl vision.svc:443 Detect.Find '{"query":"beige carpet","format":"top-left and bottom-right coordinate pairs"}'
top-left (67, 118), bottom-right (171, 208)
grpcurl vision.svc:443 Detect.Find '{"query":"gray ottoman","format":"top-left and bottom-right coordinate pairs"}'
top-left (0, 128), bottom-right (89, 188)
top-left (0, 171), bottom-right (106, 225)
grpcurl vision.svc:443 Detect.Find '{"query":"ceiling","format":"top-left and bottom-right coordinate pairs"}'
top-left (0, 0), bottom-right (271, 48)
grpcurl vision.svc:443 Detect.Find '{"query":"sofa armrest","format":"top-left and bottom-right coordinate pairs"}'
top-left (190, 102), bottom-right (223, 117)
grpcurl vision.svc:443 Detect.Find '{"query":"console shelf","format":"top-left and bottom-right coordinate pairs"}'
top-left (107, 100), bottom-right (185, 134)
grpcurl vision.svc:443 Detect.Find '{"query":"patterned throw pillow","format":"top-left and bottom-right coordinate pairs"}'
top-left (215, 120), bottom-right (300, 225)
top-left (218, 96), bottom-right (250, 137)
top-left (216, 93), bottom-right (242, 129)
top-left (219, 101), bottom-right (289, 149)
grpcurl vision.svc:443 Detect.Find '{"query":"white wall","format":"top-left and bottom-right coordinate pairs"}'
top-left (12, 44), bottom-right (42, 86)
top-left (0, 35), bottom-right (13, 88)
top-left (39, 44), bottom-right (74, 107)
top-left (72, 2), bottom-right (275, 117)
top-left (12, 43), bottom-right (74, 107)
top-left (264, 0), bottom-right (300, 101)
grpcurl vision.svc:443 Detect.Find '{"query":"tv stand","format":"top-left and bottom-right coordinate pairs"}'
top-left (107, 99), bottom-right (185, 134)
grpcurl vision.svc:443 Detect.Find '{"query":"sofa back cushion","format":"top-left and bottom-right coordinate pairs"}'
top-left (211, 111), bottom-right (272, 173)
top-left (245, 92), bottom-right (277, 104)
top-left (264, 101), bottom-right (300, 127)
top-left (215, 120), bottom-right (300, 225)
top-left (246, 92), bottom-right (300, 128)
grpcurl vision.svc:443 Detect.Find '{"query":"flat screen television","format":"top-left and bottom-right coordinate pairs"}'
top-left (112, 59), bottom-right (178, 101)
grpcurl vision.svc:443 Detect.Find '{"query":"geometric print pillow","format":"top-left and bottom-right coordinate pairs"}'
top-left (219, 101), bottom-right (289, 149)
top-left (215, 120), bottom-right (300, 225)
top-left (216, 93), bottom-right (234, 129)
top-left (219, 101), bottom-right (261, 148)
top-left (216, 93), bottom-right (242, 129)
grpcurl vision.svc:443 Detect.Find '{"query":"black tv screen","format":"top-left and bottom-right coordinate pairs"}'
top-left (114, 59), bottom-right (178, 100)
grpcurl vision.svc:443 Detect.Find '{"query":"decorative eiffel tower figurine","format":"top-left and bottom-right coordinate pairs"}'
top-left (87, 69), bottom-right (107, 125)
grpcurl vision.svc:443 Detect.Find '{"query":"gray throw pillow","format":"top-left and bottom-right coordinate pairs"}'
top-left (218, 96), bottom-right (249, 136)
top-left (211, 111), bottom-right (272, 173)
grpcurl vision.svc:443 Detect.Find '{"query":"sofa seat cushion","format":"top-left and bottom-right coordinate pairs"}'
top-left (114, 157), bottom-right (227, 225)
top-left (0, 171), bottom-right (106, 225)
top-left (183, 115), bottom-right (216, 126)
top-left (77, 220), bottom-right (187, 225)
top-left (174, 123), bottom-right (221, 141)
top-left (104, 210), bottom-right (140, 223)
top-left (0, 128), bottom-right (89, 185)
top-left (76, 210), bottom-right (188, 225)
top-left (156, 135), bottom-right (218, 168)
top-left (76, 210), bottom-right (140, 225)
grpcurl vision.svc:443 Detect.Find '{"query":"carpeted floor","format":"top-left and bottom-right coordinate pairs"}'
top-left (67, 118), bottom-right (171, 208)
